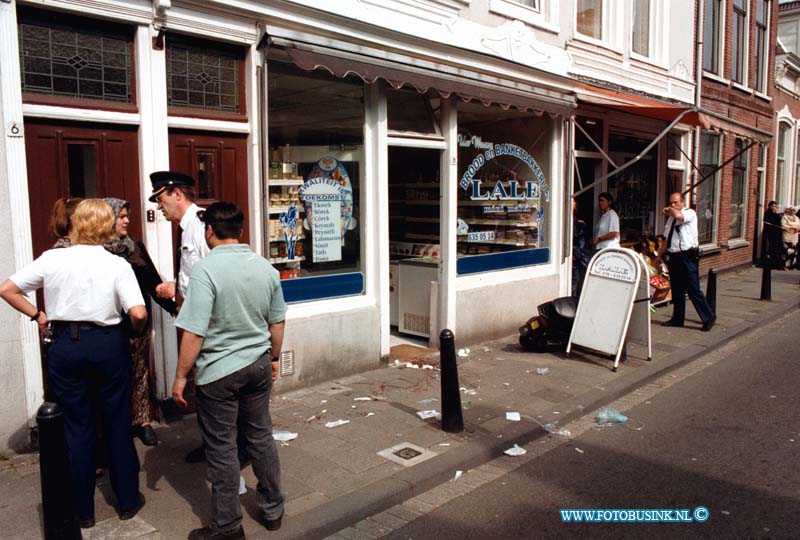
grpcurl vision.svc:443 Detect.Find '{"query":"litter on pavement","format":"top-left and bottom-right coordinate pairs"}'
top-left (457, 348), bottom-right (470, 357)
top-left (325, 419), bottom-right (350, 428)
top-left (543, 423), bottom-right (571, 436)
top-left (272, 431), bottom-right (298, 442)
top-left (504, 444), bottom-right (527, 456)
top-left (353, 397), bottom-right (371, 401)
top-left (596, 408), bottom-right (629, 424)
top-left (418, 397), bottom-right (439, 404)
top-left (416, 410), bottom-right (441, 420)
top-left (535, 367), bottom-right (550, 375)
top-left (506, 412), bottom-right (521, 421)
top-left (452, 470), bottom-right (463, 482)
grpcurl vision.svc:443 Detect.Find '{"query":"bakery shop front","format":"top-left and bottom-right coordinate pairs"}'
top-left (258, 25), bottom-right (575, 388)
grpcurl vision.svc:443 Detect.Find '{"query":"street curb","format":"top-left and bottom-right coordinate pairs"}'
top-left (274, 294), bottom-right (800, 540)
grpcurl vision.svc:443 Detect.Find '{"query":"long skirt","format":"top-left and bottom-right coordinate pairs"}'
top-left (130, 332), bottom-right (158, 426)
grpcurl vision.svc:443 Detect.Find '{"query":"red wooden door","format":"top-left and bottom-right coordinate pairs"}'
top-left (168, 130), bottom-right (250, 243)
top-left (24, 120), bottom-right (142, 258)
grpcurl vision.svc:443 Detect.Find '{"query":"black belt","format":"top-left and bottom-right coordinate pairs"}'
top-left (52, 321), bottom-right (119, 341)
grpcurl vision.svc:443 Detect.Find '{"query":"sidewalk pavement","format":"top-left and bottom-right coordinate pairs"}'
top-left (1, 266), bottom-right (798, 540)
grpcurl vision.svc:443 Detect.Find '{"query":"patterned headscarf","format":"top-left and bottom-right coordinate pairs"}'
top-left (103, 197), bottom-right (136, 258)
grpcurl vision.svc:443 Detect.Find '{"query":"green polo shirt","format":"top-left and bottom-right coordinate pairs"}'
top-left (175, 243), bottom-right (287, 385)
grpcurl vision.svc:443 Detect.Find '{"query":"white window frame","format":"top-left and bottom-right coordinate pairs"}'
top-left (775, 121), bottom-right (792, 207)
top-left (630, 0), bottom-right (651, 59)
top-left (703, 0), bottom-right (725, 78)
top-left (731, 0), bottom-right (750, 88)
top-left (489, 0), bottom-right (559, 32)
top-left (729, 138), bottom-right (749, 241)
top-left (754, 0), bottom-right (770, 95)
top-left (697, 131), bottom-right (722, 247)
top-left (575, 0), bottom-right (608, 45)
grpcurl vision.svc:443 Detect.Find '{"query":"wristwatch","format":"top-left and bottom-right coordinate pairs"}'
top-left (30, 310), bottom-right (42, 322)
top-left (271, 354), bottom-right (280, 363)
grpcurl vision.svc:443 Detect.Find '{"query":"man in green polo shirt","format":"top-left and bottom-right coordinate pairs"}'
top-left (171, 202), bottom-right (286, 540)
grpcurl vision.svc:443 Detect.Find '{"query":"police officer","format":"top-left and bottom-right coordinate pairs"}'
top-left (655, 192), bottom-right (716, 331)
top-left (0, 200), bottom-right (147, 528)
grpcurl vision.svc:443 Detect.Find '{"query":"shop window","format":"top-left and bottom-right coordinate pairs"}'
top-left (698, 132), bottom-right (721, 245)
top-left (575, 116), bottom-right (604, 152)
top-left (776, 122), bottom-right (791, 206)
top-left (631, 0), bottom-right (650, 57)
top-left (607, 133), bottom-right (658, 242)
top-left (456, 102), bottom-right (553, 275)
top-left (576, 0), bottom-right (603, 40)
top-left (17, 6), bottom-right (134, 108)
top-left (166, 36), bottom-right (245, 117)
top-left (387, 88), bottom-right (440, 135)
top-left (266, 60), bottom-right (363, 302)
top-left (703, 0), bottom-right (723, 75)
top-left (666, 133), bottom-right (686, 208)
top-left (731, 0), bottom-right (748, 84)
top-left (729, 139), bottom-right (748, 240)
top-left (755, 0), bottom-right (769, 92)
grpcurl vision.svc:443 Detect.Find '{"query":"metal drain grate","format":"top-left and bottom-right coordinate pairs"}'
top-left (394, 447), bottom-right (422, 460)
top-left (279, 350), bottom-right (294, 376)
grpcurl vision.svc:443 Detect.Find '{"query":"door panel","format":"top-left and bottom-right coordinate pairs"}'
top-left (168, 130), bottom-right (250, 243)
top-left (24, 120), bottom-right (142, 258)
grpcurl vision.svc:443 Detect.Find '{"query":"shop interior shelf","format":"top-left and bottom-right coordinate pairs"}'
top-left (406, 233), bottom-right (440, 241)
top-left (457, 200), bottom-right (537, 207)
top-left (268, 206), bottom-right (305, 214)
top-left (462, 218), bottom-right (538, 227)
top-left (398, 200), bottom-right (440, 205)
top-left (268, 235), bottom-right (306, 242)
top-left (458, 238), bottom-right (533, 246)
top-left (268, 179), bottom-right (304, 186)
top-left (269, 256), bottom-right (306, 264)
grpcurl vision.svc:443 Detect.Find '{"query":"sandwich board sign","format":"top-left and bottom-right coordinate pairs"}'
top-left (566, 247), bottom-right (652, 371)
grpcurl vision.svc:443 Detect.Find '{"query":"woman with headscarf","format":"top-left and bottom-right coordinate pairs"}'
top-left (103, 198), bottom-right (177, 447)
top-left (0, 199), bottom-right (147, 528)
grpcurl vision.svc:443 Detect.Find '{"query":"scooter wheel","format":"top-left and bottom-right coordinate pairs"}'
top-left (520, 333), bottom-right (547, 352)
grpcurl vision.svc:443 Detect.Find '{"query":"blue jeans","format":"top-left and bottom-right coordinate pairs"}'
top-left (666, 252), bottom-right (715, 325)
top-left (196, 353), bottom-right (284, 532)
top-left (46, 324), bottom-right (140, 521)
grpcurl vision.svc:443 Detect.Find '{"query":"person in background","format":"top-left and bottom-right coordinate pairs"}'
top-left (104, 198), bottom-right (178, 446)
top-left (655, 192), bottom-right (716, 332)
top-left (764, 200), bottom-right (784, 270)
top-left (781, 206), bottom-right (800, 269)
top-left (0, 200), bottom-right (147, 528)
top-left (571, 199), bottom-right (591, 297)
top-left (49, 197), bottom-right (83, 248)
top-left (591, 192), bottom-right (620, 251)
top-left (172, 202), bottom-right (286, 540)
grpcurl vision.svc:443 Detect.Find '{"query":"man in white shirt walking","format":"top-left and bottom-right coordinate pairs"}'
top-left (655, 192), bottom-right (716, 331)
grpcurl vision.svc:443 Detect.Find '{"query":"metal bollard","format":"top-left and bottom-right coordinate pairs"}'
top-left (439, 329), bottom-right (464, 433)
top-left (37, 402), bottom-right (80, 540)
top-left (706, 268), bottom-right (717, 314)
top-left (760, 258), bottom-right (772, 301)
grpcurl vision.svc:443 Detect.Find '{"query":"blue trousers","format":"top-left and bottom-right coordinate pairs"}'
top-left (46, 324), bottom-right (140, 521)
top-left (666, 252), bottom-right (715, 325)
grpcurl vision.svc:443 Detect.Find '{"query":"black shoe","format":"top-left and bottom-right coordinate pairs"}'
top-left (185, 444), bottom-right (206, 464)
top-left (133, 425), bottom-right (159, 446)
top-left (188, 525), bottom-right (245, 540)
top-left (661, 319), bottom-right (683, 327)
top-left (118, 492), bottom-right (145, 521)
top-left (79, 518), bottom-right (95, 529)
top-left (702, 317), bottom-right (716, 332)
top-left (263, 511), bottom-right (284, 531)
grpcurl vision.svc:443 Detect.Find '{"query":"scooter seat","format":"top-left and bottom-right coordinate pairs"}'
top-left (551, 296), bottom-right (578, 319)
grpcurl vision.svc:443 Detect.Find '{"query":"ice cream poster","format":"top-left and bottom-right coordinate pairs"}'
top-left (298, 157), bottom-right (357, 262)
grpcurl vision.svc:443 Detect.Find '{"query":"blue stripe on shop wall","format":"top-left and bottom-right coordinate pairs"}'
top-left (456, 248), bottom-right (550, 275)
top-left (281, 272), bottom-right (365, 303)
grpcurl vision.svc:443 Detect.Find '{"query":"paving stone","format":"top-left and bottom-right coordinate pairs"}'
top-left (385, 503), bottom-right (423, 522)
top-left (368, 510), bottom-right (408, 531)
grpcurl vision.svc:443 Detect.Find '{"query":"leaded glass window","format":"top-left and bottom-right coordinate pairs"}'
top-left (17, 10), bottom-right (132, 103)
top-left (166, 37), bottom-right (241, 113)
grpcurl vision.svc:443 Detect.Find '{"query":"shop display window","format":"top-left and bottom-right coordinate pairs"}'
top-left (607, 133), bottom-right (657, 243)
top-left (456, 102), bottom-right (552, 274)
top-left (266, 60), bottom-right (364, 301)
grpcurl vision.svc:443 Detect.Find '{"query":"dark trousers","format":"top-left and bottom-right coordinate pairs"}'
top-left (666, 252), bottom-right (715, 325)
top-left (46, 325), bottom-right (140, 521)
top-left (196, 354), bottom-right (284, 532)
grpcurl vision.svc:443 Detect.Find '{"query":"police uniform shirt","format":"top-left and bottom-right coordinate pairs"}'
top-left (178, 202), bottom-right (210, 298)
top-left (10, 245), bottom-right (144, 325)
top-left (664, 207), bottom-right (700, 253)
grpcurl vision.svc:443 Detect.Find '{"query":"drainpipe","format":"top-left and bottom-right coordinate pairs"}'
top-left (692, 0), bottom-right (704, 210)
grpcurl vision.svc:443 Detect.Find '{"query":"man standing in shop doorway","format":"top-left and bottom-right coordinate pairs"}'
top-left (655, 192), bottom-right (716, 332)
top-left (172, 202), bottom-right (286, 540)
top-left (150, 171), bottom-right (209, 305)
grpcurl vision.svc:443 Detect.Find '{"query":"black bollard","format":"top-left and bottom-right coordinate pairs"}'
top-left (760, 262), bottom-right (771, 300)
top-left (706, 268), bottom-right (717, 314)
top-left (439, 329), bottom-right (464, 433)
top-left (37, 402), bottom-right (80, 540)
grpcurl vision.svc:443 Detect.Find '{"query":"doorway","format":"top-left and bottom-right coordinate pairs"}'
top-left (388, 146), bottom-right (441, 357)
top-left (24, 120), bottom-right (142, 257)
top-left (168, 130), bottom-right (250, 243)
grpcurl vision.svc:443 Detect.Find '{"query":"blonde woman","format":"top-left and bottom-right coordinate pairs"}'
top-left (0, 200), bottom-right (147, 528)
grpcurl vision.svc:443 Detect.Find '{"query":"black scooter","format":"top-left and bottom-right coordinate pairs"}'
top-left (518, 296), bottom-right (578, 352)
